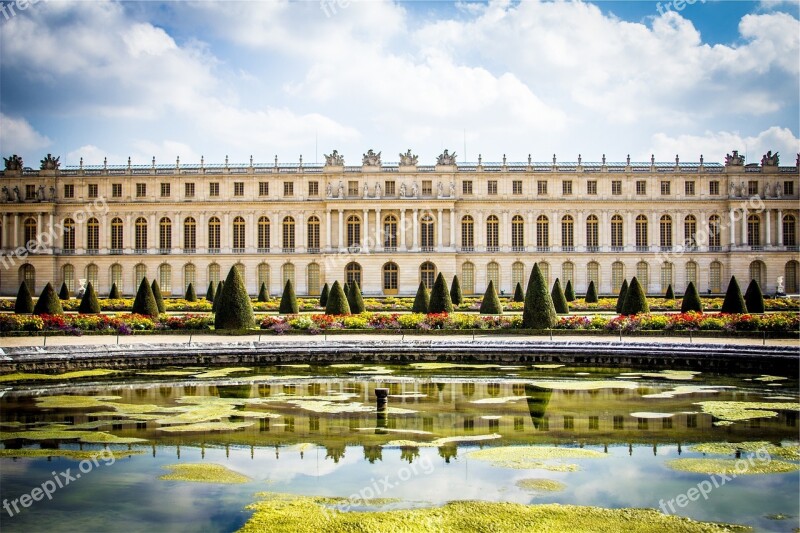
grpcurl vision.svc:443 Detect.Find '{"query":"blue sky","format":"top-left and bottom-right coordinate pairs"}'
top-left (1, 0), bottom-right (798, 167)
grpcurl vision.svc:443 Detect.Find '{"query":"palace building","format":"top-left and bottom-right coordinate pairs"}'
top-left (0, 149), bottom-right (798, 298)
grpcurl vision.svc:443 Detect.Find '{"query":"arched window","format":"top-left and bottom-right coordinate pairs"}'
top-left (512, 215), bottom-right (524, 251)
top-left (62, 218), bottom-right (75, 251)
top-left (636, 261), bottom-right (649, 291)
top-left (420, 261), bottom-right (436, 288)
top-left (659, 215), bottom-right (672, 249)
top-left (110, 264), bottom-right (123, 293)
top-left (111, 217), bottom-right (123, 252)
top-left (611, 262), bottom-right (624, 293)
top-left (234, 263), bottom-right (245, 283)
top-left (487, 262), bottom-right (500, 288)
top-left (536, 215), bottom-right (549, 249)
top-left (232, 216), bottom-right (246, 251)
top-left (134, 217), bottom-right (147, 252)
top-left (749, 260), bottom-right (765, 288)
top-left (86, 218), bottom-right (99, 252)
top-left (134, 264), bottom-right (147, 289)
top-left (747, 214), bottom-right (760, 246)
top-left (258, 216), bottom-right (270, 252)
top-left (307, 263), bottom-right (320, 295)
top-left (561, 215), bottom-right (574, 250)
top-left (686, 261), bottom-right (698, 288)
top-left (23, 217), bottom-right (37, 248)
top-left (283, 216), bottom-right (296, 252)
top-left (307, 216), bottom-right (320, 252)
top-left (684, 215), bottom-right (697, 249)
top-left (382, 262), bottom-right (398, 294)
top-left (783, 215), bottom-right (797, 247)
top-left (709, 261), bottom-right (722, 293)
top-left (183, 217), bottom-right (196, 253)
top-left (586, 214), bottom-right (599, 250)
top-left (345, 262), bottom-right (362, 287)
top-left (486, 215), bottom-right (499, 251)
top-left (587, 261), bottom-right (600, 288)
top-left (462, 262), bottom-right (475, 295)
top-left (282, 263), bottom-right (295, 287)
top-left (208, 217), bottom-right (220, 251)
top-left (86, 264), bottom-right (98, 289)
top-left (708, 215), bottom-right (721, 248)
top-left (512, 262), bottom-right (525, 290)
top-left (635, 215), bottom-right (648, 249)
top-left (159, 263), bottom-right (172, 294)
top-left (383, 215), bottom-right (398, 250)
top-left (610, 214), bottom-right (623, 248)
top-left (208, 263), bottom-right (220, 286)
top-left (561, 262), bottom-right (574, 287)
top-left (538, 262), bottom-right (550, 286)
top-left (19, 264), bottom-right (35, 291)
top-left (257, 264), bottom-right (270, 294)
top-left (62, 264), bottom-right (75, 292)
top-left (420, 214), bottom-right (434, 251)
top-left (346, 215), bottom-right (361, 250)
top-left (159, 217), bottom-right (172, 252)
top-left (461, 216), bottom-right (474, 251)
top-left (785, 261), bottom-right (799, 293)
top-left (184, 264), bottom-right (196, 292)
top-left (660, 262), bottom-right (673, 294)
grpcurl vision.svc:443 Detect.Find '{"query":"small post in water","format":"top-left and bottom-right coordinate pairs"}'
top-left (375, 388), bottom-right (389, 411)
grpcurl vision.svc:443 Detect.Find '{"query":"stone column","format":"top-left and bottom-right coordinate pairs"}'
top-left (198, 214), bottom-right (206, 253)
top-left (765, 209), bottom-right (771, 246)
top-left (741, 209), bottom-right (747, 245)
top-left (778, 209), bottom-right (783, 246)
top-left (375, 208), bottom-right (382, 252)
top-left (729, 208), bottom-right (736, 246)
top-left (1, 214), bottom-right (7, 249)
top-left (527, 211), bottom-right (534, 250)
top-left (412, 209), bottom-right (419, 251)
top-left (338, 210), bottom-right (344, 251)
top-left (100, 214), bottom-right (108, 251)
top-left (362, 209), bottom-right (369, 252)
top-left (399, 209), bottom-right (407, 251)
top-left (37, 213), bottom-right (44, 250)
top-left (299, 211), bottom-right (306, 253)
top-left (125, 214), bottom-right (132, 252)
top-left (650, 211), bottom-right (657, 250)
top-left (437, 209), bottom-right (443, 252)
top-left (326, 210), bottom-right (332, 252)
top-left (247, 212), bottom-right (255, 253)
top-left (149, 214), bottom-right (157, 252)
top-left (449, 209), bottom-right (455, 250)
top-left (502, 211), bottom-right (509, 251)
top-left (222, 213), bottom-right (229, 253)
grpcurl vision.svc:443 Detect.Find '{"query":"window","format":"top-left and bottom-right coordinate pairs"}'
top-left (461, 216), bottom-right (474, 251)
top-left (135, 217), bottom-right (147, 252)
top-left (635, 215), bottom-right (648, 248)
top-left (208, 217), bottom-right (220, 251)
top-left (708, 215), bottom-right (721, 248)
top-left (348, 181), bottom-right (359, 196)
top-left (19, 264), bottom-right (36, 292)
top-left (134, 264), bottom-right (147, 289)
top-left (258, 217), bottom-right (271, 252)
top-left (383, 262), bottom-right (398, 293)
top-left (512, 215), bottom-right (524, 251)
top-left (257, 264), bottom-right (270, 294)
top-left (234, 182), bottom-right (244, 196)
top-left (462, 180), bottom-right (473, 195)
top-left (160, 183), bottom-right (170, 198)
top-left (660, 215), bottom-right (672, 249)
top-left (111, 218), bottom-right (123, 251)
top-left (636, 262), bottom-right (649, 291)
top-left (785, 181), bottom-right (795, 196)
top-left (308, 181), bottom-right (319, 196)
top-left (611, 262), bottom-right (624, 292)
top-left (24, 184), bottom-right (35, 200)
top-left (611, 215), bottom-right (623, 248)
top-left (88, 184), bottom-right (99, 199)
top-left (420, 214), bottom-right (435, 251)
top-left (62, 218), bottom-right (75, 251)
top-left (136, 183), bottom-right (146, 198)
top-left (184, 264), bottom-right (196, 292)
top-left (345, 262), bottom-right (362, 287)
top-left (207, 263), bottom-right (220, 286)
top-left (462, 263), bottom-right (475, 294)
top-left (561, 216), bottom-right (574, 249)
top-left (536, 215), bottom-right (549, 249)
top-left (562, 262), bottom-right (574, 287)
top-left (710, 261), bottom-right (722, 293)
top-left (486, 215), bottom-right (499, 251)
top-left (85, 264), bottom-right (98, 289)
top-left (748, 181), bottom-right (758, 196)
top-left (784, 215), bottom-right (796, 246)
top-left (64, 184), bottom-right (75, 199)
top-left (383, 215), bottom-right (398, 250)
top-left (307, 263), bottom-right (321, 295)
top-left (422, 180), bottom-right (432, 196)
top-left (587, 181), bottom-right (597, 195)
top-left (346, 215), bottom-right (361, 249)
top-left (183, 218), bottom-right (196, 252)
top-left (661, 263), bottom-right (673, 294)
top-left (86, 218), bottom-right (99, 252)
top-left (512, 262), bottom-right (525, 289)
top-left (660, 181), bottom-right (670, 195)
top-left (786, 261), bottom-right (799, 293)
top-left (159, 217), bottom-right (172, 251)
top-left (420, 261), bottom-right (436, 288)
top-left (259, 182), bottom-right (269, 196)
top-left (487, 262), bottom-right (500, 288)
top-left (112, 183), bottom-right (122, 198)
top-left (232, 216), bottom-right (246, 251)
top-left (587, 262), bottom-right (599, 288)
top-left (537, 180), bottom-right (548, 195)
top-left (159, 264), bottom-right (172, 295)
top-left (636, 181), bottom-right (646, 195)
top-left (686, 261), bottom-right (697, 287)
top-left (185, 183), bottom-right (195, 198)
top-left (282, 216), bottom-right (295, 251)
top-left (538, 262), bottom-right (550, 286)
top-left (512, 180), bottom-right (522, 195)
top-left (307, 216), bottom-right (320, 251)
top-left (385, 181), bottom-right (395, 196)
top-left (62, 265), bottom-right (75, 292)
top-left (562, 180), bottom-right (572, 195)
top-left (487, 180), bottom-right (498, 195)
top-left (611, 180), bottom-right (622, 195)
top-left (684, 215), bottom-right (697, 249)
top-left (209, 182), bottom-right (219, 197)
top-left (685, 181), bottom-right (695, 195)
top-left (749, 261), bottom-right (765, 288)
top-left (709, 181), bottom-right (719, 195)
top-left (586, 215), bottom-right (599, 249)
top-left (747, 214), bottom-right (760, 246)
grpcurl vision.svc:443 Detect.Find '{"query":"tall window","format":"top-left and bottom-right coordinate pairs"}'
top-left (345, 262), bottom-right (362, 287)
top-left (561, 262), bottom-right (574, 286)
top-left (110, 264), bottom-right (123, 292)
top-left (487, 262), bottom-right (500, 288)
top-left (62, 264), bottom-right (75, 292)
top-left (486, 215), bottom-right (499, 251)
top-left (257, 264), bottom-right (270, 294)
top-left (536, 215), bottom-right (549, 249)
top-left (587, 262), bottom-right (599, 288)
top-left (710, 261), bottom-right (722, 293)
top-left (783, 215), bottom-right (796, 246)
top-left (86, 218), bottom-right (99, 252)
top-left (420, 261), bottom-right (436, 288)
top-left (307, 263), bottom-right (320, 295)
top-left (383, 215), bottom-right (398, 250)
top-left (686, 261), bottom-right (697, 287)
top-left (538, 262), bottom-right (550, 286)
top-left (232, 216), bottom-right (246, 251)
top-left (19, 264), bottom-right (35, 292)
top-left (747, 214), bottom-right (760, 246)
top-left (785, 261), bottom-right (799, 293)
top-left (159, 217), bottom-right (172, 251)
top-left (383, 262), bottom-right (398, 293)
top-left (636, 261), bottom-right (649, 291)
top-left (307, 216), bottom-right (320, 251)
top-left (660, 262), bottom-right (673, 294)
top-left (62, 218), bottom-right (75, 251)
top-left (512, 262), bottom-right (525, 289)
top-left (462, 263), bottom-right (475, 294)
top-left (184, 264), bottom-right (196, 292)
top-left (610, 215), bottom-right (623, 248)
top-left (512, 215), bottom-right (524, 251)
top-left (586, 215), bottom-right (599, 249)
top-left (85, 264), bottom-right (98, 289)
top-left (420, 214), bottom-right (434, 251)
top-left (159, 264), bottom-right (172, 294)
top-left (283, 217), bottom-right (296, 252)
top-left (208, 217), bottom-right (220, 251)
top-left (749, 261), bottom-right (765, 288)
top-left (611, 262), bottom-right (624, 293)
top-left (708, 215), bottom-right (721, 248)
top-left (346, 215), bottom-right (360, 249)
top-left (234, 263), bottom-right (245, 284)
top-left (635, 215), bottom-right (648, 249)
top-left (561, 215), bottom-right (574, 250)
top-left (684, 215), bottom-right (697, 249)
top-left (659, 215), bottom-right (672, 249)
top-left (461, 216), bottom-right (474, 251)
top-left (258, 217), bottom-right (270, 252)
top-left (183, 217), bottom-right (196, 252)
top-left (282, 263), bottom-right (295, 287)
top-left (134, 264), bottom-right (147, 289)
top-left (209, 263), bottom-right (220, 286)
top-left (111, 218), bottom-right (123, 252)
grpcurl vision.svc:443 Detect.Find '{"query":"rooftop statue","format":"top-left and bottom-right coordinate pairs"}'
top-left (399, 149), bottom-right (418, 166)
top-left (324, 150), bottom-right (344, 166)
top-left (40, 153), bottom-right (60, 170)
top-left (761, 151), bottom-right (779, 167)
top-left (362, 149), bottom-right (381, 166)
top-left (3, 154), bottom-right (23, 171)
top-left (436, 149), bottom-right (456, 166)
top-left (725, 150), bottom-right (745, 166)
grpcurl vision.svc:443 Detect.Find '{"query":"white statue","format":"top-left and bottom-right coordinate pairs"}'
top-left (777, 276), bottom-right (785, 294)
top-left (375, 182), bottom-right (382, 198)
top-left (326, 183), bottom-right (332, 197)
top-left (337, 181), bottom-right (344, 199)
top-left (437, 181), bottom-right (443, 198)
top-left (449, 182), bottom-right (455, 197)
top-left (363, 182), bottom-right (369, 198)
top-left (400, 183), bottom-right (406, 198)
top-left (411, 182), bottom-right (418, 197)
top-left (776, 182), bottom-right (783, 199)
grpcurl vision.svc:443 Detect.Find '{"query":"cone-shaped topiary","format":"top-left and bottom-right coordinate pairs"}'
top-left (564, 279), bottom-right (576, 302)
top-left (343, 282), bottom-right (350, 299)
top-left (620, 276), bottom-right (649, 316)
top-left (214, 266), bottom-right (255, 330)
top-left (132, 277), bottom-right (159, 317)
top-left (584, 280), bottom-right (598, 303)
top-left (257, 282), bottom-right (269, 303)
top-left (479, 280), bottom-right (503, 314)
top-left (108, 282), bottom-right (121, 300)
top-left (615, 279), bottom-right (629, 314)
top-left (78, 282), bottom-right (101, 314)
top-left (450, 275), bottom-right (463, 306)
top-left (680, 281), bottom-right (703, 313)
top-left (665, 284), bottom-right (675, 300)
top-left (185, 282), bottom-right (197, 302)
top-left (14, 281), bottom-right (34, 314)
top-left (347, 280), bottom-right (366, 314)
top-left (325, 280), bottom-right (351, 315)
top-left (206, 281), bottom-right (215, 302)
top-left (550, 278), bottom-right (569, 314)
top-left (33, 282), bottom-right (64, 315)
top-left (58, 281), bottom-right (70, 300)
top-left (721, 276), bottom-right (747, 314)
top-left (513, 282), bottom-right (525, 302)
top-left (151, 279), bottom-right (166, 314)
top-left (522, 263), bottom-right (557, 329)
top-left (743, 279), bottom-right (765, 314)
top-left (279, 278), bottom-right (299, 314)
top-left (411, 282), bottom-right (430, 314)
top-left (429, 273), bottom-right (453, 314)
top-left (212, 281), bottom-right (224, 313)
top-left (319, 283), bottom-right (329, 307)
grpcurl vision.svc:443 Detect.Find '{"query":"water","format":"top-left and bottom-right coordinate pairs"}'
top-left (1, 364), bottom-right (798, 532)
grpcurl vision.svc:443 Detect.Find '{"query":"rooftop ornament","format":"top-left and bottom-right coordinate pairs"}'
top-left (362, 149), bottom-right (381, 166)
top-left (324, 150), bottom-right (344, 166)
top-left (725, 150), bottom-right (745, 166)
top-left (3, 154), bottom-right (23, 171)
top-left (399, 149), bottom-right (418, 166)
top-left (761, 151), bottom-right (779, 167)
top-left (40, 153), bottom-right (60, 170)
top-left (437, 149), bottom-right (456, 166)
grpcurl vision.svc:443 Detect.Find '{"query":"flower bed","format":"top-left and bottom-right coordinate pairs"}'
top-left (0, 313), bottom-right (214, 335)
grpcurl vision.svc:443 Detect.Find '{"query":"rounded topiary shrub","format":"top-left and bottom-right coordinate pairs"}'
top-left (206, 281), bottom-right (215, 302)
top-left (108, 282), bottom-right (121, 300)
top-left (325, 280), bottom-right (351, 316)
top-left (14, 281), bottom-right (34, 314)
top-left (513, 282), bottom-right (525, 303)
top-left (620, 276), bottom-right (649, 316)
top-left (564, 279), bottom-right (575, 302)
top-left (347, 281), bottom-right (366, 314)
top-left (721, 276), bottom-right (747, 314)
top-left (551, 278), bottom-right (569, 314)
top-left (319, 283), bottom-right (330, 307)
top-left (479, 280), bottom-right (503, 315)
top-left (743, 279), bottom-right (765, 314)
top-left (429, 273), bottom-right (453, 314)
top-left (185, 282), bottom-right (198, 302)
top-left (522, 263), bottom-right (556, 329)
top-left (615, 279), bottom-right (628, 314)
top-left (680, 281), bottom-right (703, 313)
top-left (450, 275), bottom-right (463, 306)
top-left (665, 284), bottom-right (675, 300)
top-left (214, 266), bottom-right (255, 330)
top-left (132, 277), bottom-right (160, 317)
top-left (279, 278), bottom-right (299, 315)
top-left (78, 282), bottom-right (101, 314)
top-left (584, 280), bottom-right (598, 303)
top-left (58, 281), bottom-right (70, 300)
top-left (257, 282), bottom-right (269, 303)
top-left (151, 280), bottom-right (166, 314)
top-left (33, 282), bottom-right (64, 316)
top-left (411, 282), bottom-right (430, 314)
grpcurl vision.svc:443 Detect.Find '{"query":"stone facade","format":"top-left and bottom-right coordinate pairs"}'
top-left (1, 151), bottom-right (798, 297)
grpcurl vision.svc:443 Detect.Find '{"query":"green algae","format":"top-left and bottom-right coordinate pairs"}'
top-left (470, 395), bottom-right (528, 404)
top-left (532, 364), bottom-right (565, 369)
top-left (690, 442), bottom-right (800, 460)
top-left (619, 370), bottom-right (700, 381)
top-left (0, 370), bottom-right (118, 383)
top-left (753, 375), bottom-right (789, 382)
top-left (348, 366), bottom-right (394, 375)
top-left (383, 434), bottom-right (502, 448)
top-left (137, 370), bottom-right (198, 377)
top-left (643, 386), bottom-right (732, 399)
top-left (666, 458), bottom-right (800, 475)
top-left (694, 401), bottom-right (800, 424)
top-left (328, 364), bottom-right (364, 369)
top-left (160, 463), bottom-right (251, 483)
top-left (630, 412), bottom-right (675, 419)
top-left (516, 478), bottom-right (567, 492)
top-left (192, 367), bottom-right (253, 379)
top-left (408, 363), bottom-right (503, 370)
top-left (156, 421), bottom-right (254, 433)
top-left (467, 445), bottom-right (606, 471)
top-left (530, 380), bottom-right (639, 391)
top-left (0, 448), bottom-right (145, 460)
top-left (0, 428), bottom-right (147, 444)
top-left (237, 493), bottom-right (749, 533)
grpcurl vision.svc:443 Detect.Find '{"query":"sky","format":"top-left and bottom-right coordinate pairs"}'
top-left (0, 0), bottom-right (798, 168)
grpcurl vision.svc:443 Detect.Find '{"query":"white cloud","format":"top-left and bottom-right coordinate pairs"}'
top-left (66, 145), bottom-right (119, 166)
top-left (0, 113), bottom-right (51, 156)
top-left (648, 126), bottom-right (800, 164)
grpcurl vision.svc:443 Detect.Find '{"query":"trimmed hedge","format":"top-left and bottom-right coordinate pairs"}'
top-left (721, 276), bottom-right (747, 314)
top-left (58, 282), bottom-right (70, 300)
top-left (14, 281), bottom-right (34, 314)
top-left (33, 282), bottom-right (64, 316)
top-left (257, 282), bottom-right (269, 303)
top-left (665, 284), bottom-right (675, 300)
top-left (347, 281), bottom-right (366, 314)
top-left (212, 281), bottom-right (224, 313)
top-left (108, 282), bottom-right (121, 300)
top-left (585, 280), bottom-right (598, 303)
top-left (479, 280), bottom-right (503, 315)
top-left (564, 280), bottom-right (575, 302)
top-left (206, 281), bottom-right (215, 302)
top-left (615, 279), bottom-right (628, 315)
top-left (132, 277), bottom-right (160, 318)
top-left (151, 280), bottom-right (166, 314)
top-left (743, 279), bottom-right (765, 314)
top-left (279, 279), bottom-right (299, 314)
top-left (522, 263), bottom-right (556, 329)
top-left (551, 278), bottom-right (569, 314)
top-left (78, 282), bottom-right (101, 314)
top-left (429, 273), bottom-right (453, 314)
top-left (185, 282), bottom-right (197, 302)
top-left (450, 275), bottom-right (463, 306)
top-left (621, 276), bottom-right (649, 316)
top-left (319, 283), bottom-right (329, 307)
top-left (681, 281), bottom-right (703, 313)
top-left (513, 282), bottom-right (525, 302)
top-left (411, 282), bottom-right (430, 314)
top-left (325, 280), bottom-right (351, 315)
top-left (214, 266), bottom-right (255, 330)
